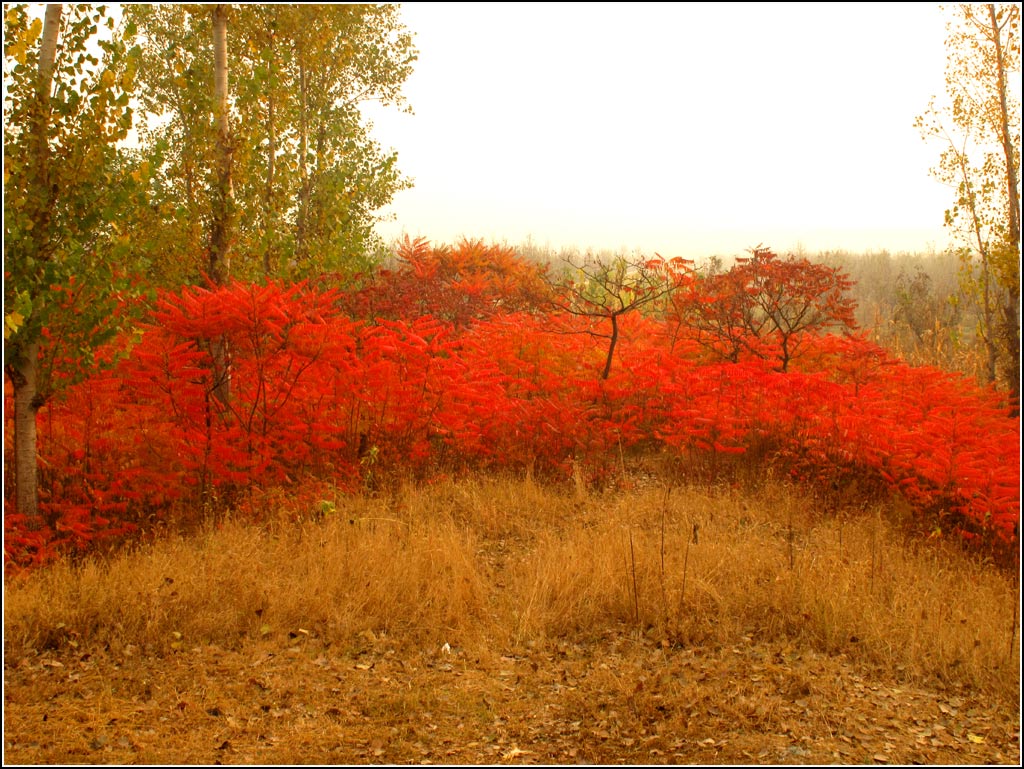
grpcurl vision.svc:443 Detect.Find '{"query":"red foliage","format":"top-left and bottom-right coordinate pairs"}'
top-left (4, 250), bottom-right (1019, 570)
top-left (344, 236), bottom-right (552, 325)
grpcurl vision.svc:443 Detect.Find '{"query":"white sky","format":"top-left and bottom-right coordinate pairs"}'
top-left (364, 1), bottom-right (959, 259)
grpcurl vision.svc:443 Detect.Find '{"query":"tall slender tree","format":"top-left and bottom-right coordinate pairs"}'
top-left (208, 4), bottom-right (233, 405)
top-left (208, 3), bottom-right (234, 285)
top-left (4, 3), bottom-right (140, 524)
top-left (916, 3), bottom-right (1021, 402)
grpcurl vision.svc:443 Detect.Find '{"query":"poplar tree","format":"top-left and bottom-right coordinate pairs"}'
top-left (916, 3), bottom-right (1021, 402)
top-left (4, 3), bottom-right (140, 523)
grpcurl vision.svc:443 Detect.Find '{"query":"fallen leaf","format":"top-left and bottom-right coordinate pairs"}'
top-left (502, 746), bottom-right (532, 759)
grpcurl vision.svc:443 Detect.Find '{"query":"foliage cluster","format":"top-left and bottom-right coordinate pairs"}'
top-left (341, 237), bottom-right (553, 325)
top-left (4, 240), bottom-right (1018, 570)
top-left (3, 3), bottom-right (417, 523)
top-left (122, 3), bottom-right (416, 283)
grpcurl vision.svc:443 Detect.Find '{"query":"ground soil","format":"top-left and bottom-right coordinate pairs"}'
top-left (4, 628), bottom-right (1020, 765)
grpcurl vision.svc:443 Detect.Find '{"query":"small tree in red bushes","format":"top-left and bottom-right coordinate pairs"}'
top-left (674, 246), bottom-right (858, 371)
top-left (549, 253), bottom-right (692, 379)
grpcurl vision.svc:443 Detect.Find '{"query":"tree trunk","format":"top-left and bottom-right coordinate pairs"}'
top-left (28, 4), bottom-right (61, 239)
top-left (11, 4), bottom-right (63, 526)
top-left (209, 4), bottom-right (233, 405)
top-left (209, 3), bottom-right (233, 285)
top-left (988, 5), bottom-right (1021, 257)
top-left (296, 47), bottom-right (310, 263)
top-left (38, 5), bottom-right (61, 84)
top-left (263, 73), bottom-right (276, 276)
top-left (601, 313), bottom-right (619, 380)
top-left (987, 3), bottom-right (1021, 406)
top-left (262, 10), bottom-right (278, 276)
top-left (8, 344), bottom-right (41, 524)
top-left (955, 144), bottom-right (999, 385)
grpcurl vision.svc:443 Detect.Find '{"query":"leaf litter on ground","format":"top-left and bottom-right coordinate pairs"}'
top-left (4, 628), bottom-right (1019, 765)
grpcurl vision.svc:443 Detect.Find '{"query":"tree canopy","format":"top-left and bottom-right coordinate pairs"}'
top-left (123, 3), bottom-right (417, 284)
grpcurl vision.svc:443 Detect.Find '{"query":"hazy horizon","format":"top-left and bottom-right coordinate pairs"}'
top-left (365, 2), bottom-right (962, 260)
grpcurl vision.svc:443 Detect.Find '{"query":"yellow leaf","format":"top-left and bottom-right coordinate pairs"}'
top-left (5, 310), bottom-right (25, 338)
top-left (26, 17), bottom-right (42, 46)
top-left (100, 69), bottom-right (115, 89)
top-left (967, 733), bottom-right (985, 744)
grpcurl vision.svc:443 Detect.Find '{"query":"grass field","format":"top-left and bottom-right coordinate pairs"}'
top-left (4, 471), bottom-right (1020, 764)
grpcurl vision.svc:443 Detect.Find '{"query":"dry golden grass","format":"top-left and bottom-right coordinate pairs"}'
top-left (6, 473), bottom-right (1018, 705)
top-left (504, 478), bottom-right (1019, 698)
